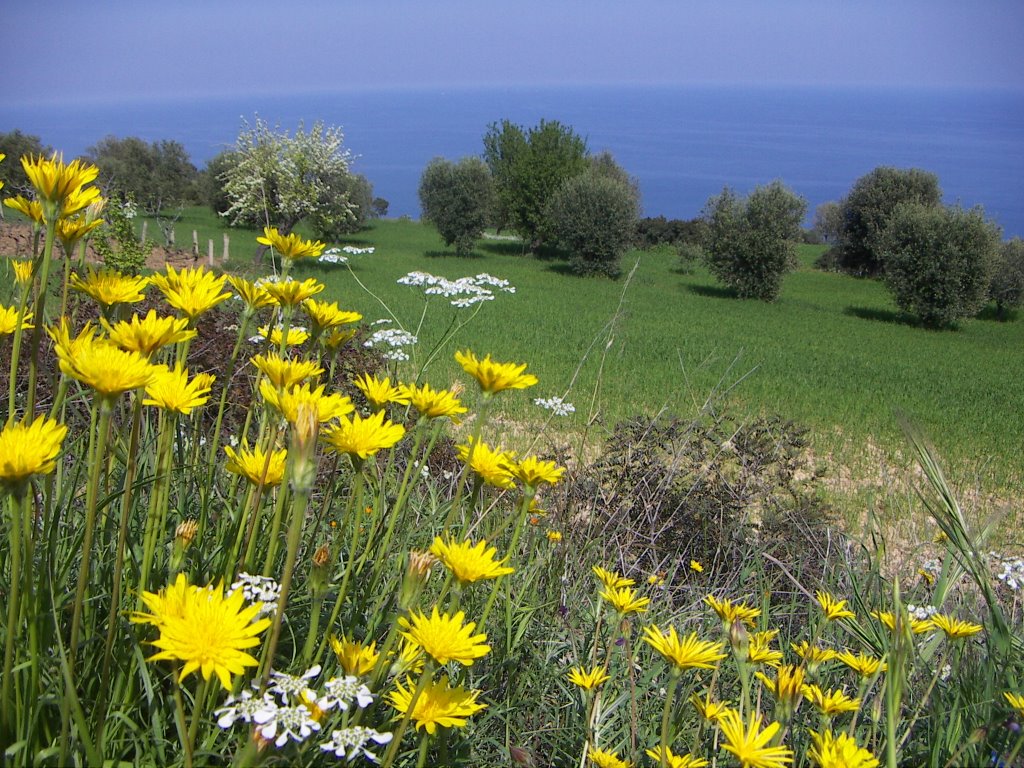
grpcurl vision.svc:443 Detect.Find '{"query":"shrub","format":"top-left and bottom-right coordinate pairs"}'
top-left (546, 170), bottom-right (639, 277)
top-left (880, 203), bottom-right (1001, 328)
top-left (418, 156), bottom-right (495, 256)
top-left (92, 194), bottom-right (151, 274)
top-left (701, 181), bottom-right (807, 301)
top-left (634, 216), bottom-right (708, 249)
top-left (835, 166), bottom-right (942, 276)
top-left (989, 237), bottom-right (1024, 319)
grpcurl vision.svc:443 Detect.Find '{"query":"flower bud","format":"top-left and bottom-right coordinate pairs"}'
top-left (399, 549), bottom-right (436, 610)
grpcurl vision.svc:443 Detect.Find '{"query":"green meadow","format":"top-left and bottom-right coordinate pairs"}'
top-left (160, 208), bottom-right (1024, 503)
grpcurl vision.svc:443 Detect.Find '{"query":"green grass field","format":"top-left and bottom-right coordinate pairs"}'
top-left (137, 208), bottom-right (1024, 501)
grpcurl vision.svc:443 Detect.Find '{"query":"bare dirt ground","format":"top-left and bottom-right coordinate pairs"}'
top-left (0, 220), bottom-right (198, 270)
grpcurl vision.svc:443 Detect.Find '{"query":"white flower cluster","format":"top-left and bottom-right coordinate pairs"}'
top-left (992, 553), bottom-right (1024, 591)
top-left (397, 271), bottom-right (515, 308)
top-left (906, 603), bottom-right (937, 621)
top-left (318, 247), bottom-right (348, 265)
top-left (229, 572), bottom-right (281, 617)
top-left (481, 232), bottom-right (520, 241)
top-left (363, 324), bottom-right (418, 362)
top-left (342, 245), bottom-right (375, 255)
top-left (534, 396), bottom-right (576, 417)
top-left (214, 665), bottom-right (387, 757)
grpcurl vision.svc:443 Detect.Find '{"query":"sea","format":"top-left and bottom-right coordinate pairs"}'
top-left (3, 84), bottom-right (1023, 236)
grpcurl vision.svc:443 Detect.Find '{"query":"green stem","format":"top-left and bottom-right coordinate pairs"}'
top-left (659, 674), bottom-right (680, 768)
top-left (25, 217), bottom-right (57, 417)
top-left (1, 491), bottom-right (26, 742)
top-left (380, 663), bottom-right (434, 768)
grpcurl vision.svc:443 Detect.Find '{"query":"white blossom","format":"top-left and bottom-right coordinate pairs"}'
top-left (215, 689), bottom-right (277, 729)
top-left (316, 676), bottom-right (374, 712)
top-left (534, 396), bottom-right (576, 416)
top-left (363, 328), bottom-right (418, 362)
top-left (342, 245), bottom-right (375, 255)
top-left (253, 703), bottom-right (321, 747)
top-left (397, 270), bottom-right (515, 307)
top-left (320, 726), bottom-right (393, 762)
top-left (229, 572), bottom-right (281, 617)
top-left (269, 665), bottom-right (322, 702)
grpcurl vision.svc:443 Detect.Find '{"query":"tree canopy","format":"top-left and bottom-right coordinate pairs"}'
top-left (418, 156), bottom-right (495, 257)
top-left (87, 135), bottom-right (199, 215)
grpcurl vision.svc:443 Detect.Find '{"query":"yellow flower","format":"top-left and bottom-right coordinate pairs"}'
top-left (802, 685), bottom-right (861, 717)
top-left (149, 264), bottom-right (232, 320)
top-left (224, 442), bottom-right (288, 487)
top-left (0, 415), bottom-right (68, 493)
top-left (690, 560), bottom-right (704, 573)
top-left (815, 591), bottom-right (855, 621)
top-left (388, 674), bottom-right (485, 734)
top-left (592, 565), bottom-right (635, 590)
top-left (102, 310), bottom-right (196, 357)
top-left (0, 304), bottom-right (33, 336)
top-left (566, 665), bottom-right (610, 690)
top-left (790, 641), bottom-right (838, 672)
top-left (251, 351), bottom-right (323, 390)
top-left (747, 633), bottom-right (784, 667)
top-left (600, 585), bottom-right (651, 616)
top-left (69, 266), bottom-right (149, 309)
top-left (429, 535), bottom-right (514, 585)
top-left (398, 606), bottom-right (490, 666)
top-left (717, 708), bottom-right (794, 768)
top-left (21, 153), bottom-right (101, 219)
top-left (644, 746), bottom-right (709, 768)
top-left (302, 298), bottom-right (362, 331)
top-left (836, 650), bottom-right (886, 678)
top-left (806, 730), bottom-right (879, 768)
top-left (226, 275), bottom-right (275, 311)
top-left (705, 594), bottom-right (761, 628)
top-left (930, 613), bottom-right (983, 640)
top-left (55, 333), bottom-right (158, 400)
top-left (322, 327), bottom-right (358, 350)
top-left (511, 455), bottom-right (565, 488)
top-left (869, 610), bottom-right (935, 635)
top-left (263, 277), bottom-right (325, 307)
top-left (643, 624), bottom-right (726, 671)
top-left (1004, 691), bottom-right (1024, 718)
top-left (354, 373), bottom-right (407, 409)
top-left (143, 366), bottom-right (215, 415)
top-left (547, 530), bottom-right (563, 543)
top-left (389, 639), bottom-right (426, 677)
top-left (10, 258), bottom-right (34, 286)
top-left (132, 574), bottom-right (271, 690)
top-left (256, 324), bottom-right (309, 347)
top-left (457, 438), bottom-right (516, 489)
top-left (4, 195), bottom-right (45, 226)
top-left (130, 572), bottom-right (196, 626)
top-left (691, 693), bottom-right (731, 723)
top-left (56, 215), bottom-right (103, 253)
top-left (322, 410), bottom-right (405, 459)
top-left (259, 380), bottom-right (354, 425)
top-left (454, 349), bottom-right (538, 395)
top-left (256, 226), bottom-right (325, 262)
top-left (755, 665), bottom-right (805, 718)
top-left (588, 748), bottom-right (632, 768)
top-left (398, 381), bottom-right (468, 422)
top-left (329, 635), bottom-right (380, 677)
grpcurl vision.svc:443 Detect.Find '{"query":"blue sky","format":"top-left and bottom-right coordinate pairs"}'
top-left (6, 0), bottom-right (1022, 105)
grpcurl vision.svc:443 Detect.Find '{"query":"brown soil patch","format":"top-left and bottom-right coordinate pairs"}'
top-left (0, 220), bottom-right (199, 270)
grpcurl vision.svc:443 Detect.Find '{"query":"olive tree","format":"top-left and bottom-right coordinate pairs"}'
top-left (989, 237), bottom-right (1024, 320)
top-left (880, 203), bottom-right (1000, 328)
top-left (701, 181), bottom-right (807, 301)
top-left (88, 135), bottom-right (199, 215)
top-left (418, 156), bottom-right (494, 256)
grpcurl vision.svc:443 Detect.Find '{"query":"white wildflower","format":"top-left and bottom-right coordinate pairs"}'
top-left (269, 665), bottom-right (322, 703)
top-left (534, 396), bottom-right (576, 416)
top-left (215, 689), bottom-right (277, 729)
top-left (229, 572), bottom-right (281, 617)
top-left (317, 676), bottom-right (374, 712)
top-left (254, 704), bottom-right (321, 747)
top-left (320, 726), bottom-right (393, 761)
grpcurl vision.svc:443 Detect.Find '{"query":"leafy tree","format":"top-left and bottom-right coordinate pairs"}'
top-left (87, 136), bottom-right (198, 215)
top-left (701, 181), bottom-right (807, 301)
top-left (371, 197), bottom-right (389, 218)
top-left (418, 156), bottom-right (494, 257)
top-left (813, 201), bottom-right (843, 244)
top-left (0, 130), bottom-right (51, 199)
top-left (311, 171), bottom-right (375, 238)
top-left (199, 150), bottom-right (238, 215)
top-left (547, 169), bottom-right (639, 278)
top-left (880, 203), bottom-right (1000, 328)
top-left (220, 117), bottom-right (356, 259)
top-left (482, 119), bottom-right (587, 249)
top-left (988, 237), bottom-right (1024, 320)
top-left (835, 166), bottom-right (942, 276)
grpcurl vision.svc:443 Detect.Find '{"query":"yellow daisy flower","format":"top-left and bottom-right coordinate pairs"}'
top-left (226, 275), bottom-right (276, 311)
top-left (224, 442), bottom-right (288, 487)
top-left (930, 613), bottom-right (983, 640)
top-left (747, 633), bottom-right (784, 668)
top-left (388, 674), bottom-right (485, 734)
top-left (717, 708), bottom-right (793, 768)
top-left (256, 324), bottom-right (309, 347)
top-left (263, 277), bottom-right (325, 307)
top-left (9, 258), bottom-right (35, 286)
top-left (547, 530), bottom-right (563, 543)
top-left (55, 333), bottom-right (158, 400)
top-left (398, 381), bottom-right (468, 422)
top-left (143, 366), bottom-right (216, 415)
top-left (802, 685), bottom-right (861, 717)
top-left (130, 572), bottom-right (196, 626)
top-left (807, 730), bottom-right (879, 768)
top-left (0, 415), bottom-right (68, 493)
top-left (321, 410), bottom-right (405, 460)
top-left (102, 310), bottom-right (196, 357)
top-left (133, 574), bottom-right (271, 690)
top-left (511, 455), bottom-right (565, 488)
top-left (21, 153), bottom-right (101, 219)
top-left (302, 298), bottom-right (362, 331)
top-left (691, 693), bottom-right (731, 723)
top-left (329, 635), bottom-right (380, 678)
top-left (705, 594), bottom-right (761, 628)
top-left (256, 226), bottom-right (325, 262)
top-left (690, 560), bottom-right (704, 573)
top-left (836, 650), bottom-right (887, 678)
top-left (4, 195), bottom-right (45, 226)
top-left (645, 746), bottom-right (709, 768)
top-left (815, 591), bottom-right (856, 622)
top-left (566, 665), bottom-right (610, 691)
top-left (592, 565), bottom-right (635, 590)
top-left (454, 349), bottom-right (538, 395)
top-left (429, 535), bottom-right (514, 585)
top-left (756, 665), bottom-right (805, 720)
top-left (322, 327), bottom-right (359, 350)
top-left (1004, 691), bottom-right (1024, 718)
top-left (600, 585), bottom-right (651, 616)
top-left (251, 351), bottom-right (323, 390)
top-left (69, 266), bottom-right (149, 309)
top-left (397, 606), bottom-right (490, 666)
top-left (643, 624), bottom-right (727, 671)
top-left (56, 215), bottom-right (103, 254)
top-left (0, 304), bottom-right (33, 336)
top-left (259, 380), bottom-right (354, 425)
top-left (588, 748), bottom-right (632, 768)
top-left (149, 264), bottom-right (232, 320)
top-left (870, 610), bottom-right (935, 635)
top-left (457, 438), bottom-right (516, 489)
top-left (354, 373), bottom-right (407, 409)
top-left (790, 641), bottom-right (838, 672)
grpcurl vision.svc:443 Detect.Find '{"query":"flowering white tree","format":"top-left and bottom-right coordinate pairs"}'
top-left (220, 117), bottom-right (356, 261)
